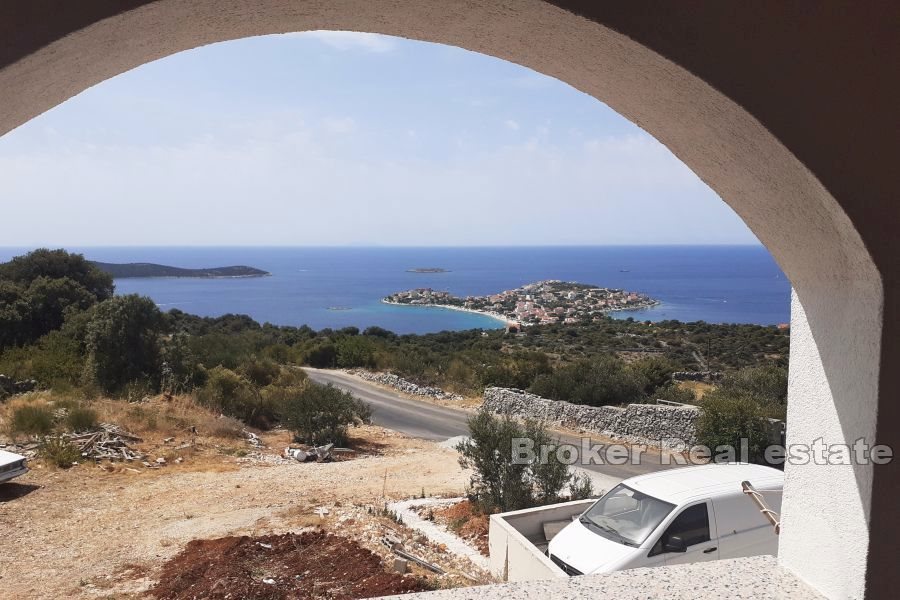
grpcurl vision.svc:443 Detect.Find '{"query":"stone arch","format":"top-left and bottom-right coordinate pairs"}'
top-left (1, 3), bottom-right (896, 598)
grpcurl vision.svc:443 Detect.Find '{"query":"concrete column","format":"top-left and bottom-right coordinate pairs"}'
top-left (780, 285), bottom-right (882, 599)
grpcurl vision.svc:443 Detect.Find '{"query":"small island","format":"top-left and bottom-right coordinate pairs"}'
top-left (384, 280), bottom-right (659, 326)
top-left (91, 262), bottom-right (271, 279)
top-left (406, 267), bottom-right (449, 273)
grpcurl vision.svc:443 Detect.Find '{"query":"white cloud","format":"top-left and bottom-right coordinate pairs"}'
top-left (295, 31), bottom-right (396, 53)
top-left (0, 124), bottom-right (755, 247)
top-left (504, 119), bottom-right (520, 131)
top-left (321, 117), bottom-right (356, 134)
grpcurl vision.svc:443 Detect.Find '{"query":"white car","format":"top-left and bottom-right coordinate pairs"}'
top-left (0, 449), bottom-right (29, 484)
top-left (547, 463), bottom-right (783, 576)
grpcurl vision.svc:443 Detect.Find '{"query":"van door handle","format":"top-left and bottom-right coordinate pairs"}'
top-left (703, 547), bottom-right (717, 554)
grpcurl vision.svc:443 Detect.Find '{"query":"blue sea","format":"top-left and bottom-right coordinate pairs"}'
top-left (0, 246), bottom-right (791, 334)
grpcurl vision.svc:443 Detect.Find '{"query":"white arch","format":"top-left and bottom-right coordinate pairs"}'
top-left (0, 2), bottom-right (885, 597)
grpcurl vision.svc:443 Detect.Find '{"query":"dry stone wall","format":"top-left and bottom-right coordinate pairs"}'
top-left (349, 370), bottom-right (463, 402)
top-left (482, 387), bottom-right (699, 450)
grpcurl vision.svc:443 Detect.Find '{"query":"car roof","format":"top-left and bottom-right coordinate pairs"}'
top-left (0, 449), bottom-right (26, 465)
top-left (626, 463), bottom-right (783, 505)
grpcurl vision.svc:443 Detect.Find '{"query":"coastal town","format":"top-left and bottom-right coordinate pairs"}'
top-left (383, 280), bottom-right (659, 326)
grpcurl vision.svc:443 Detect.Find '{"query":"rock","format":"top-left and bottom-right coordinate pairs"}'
top-left (155, 457), bottom-right (167, 465)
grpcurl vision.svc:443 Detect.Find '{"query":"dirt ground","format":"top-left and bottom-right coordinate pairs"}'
top-left (0, 425), bottom-right (473, 599)
top-left (151, 531), bottom-right (430, 600)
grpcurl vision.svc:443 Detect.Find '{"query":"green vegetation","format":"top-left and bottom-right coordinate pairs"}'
top-left (696, 366), bottom-right (787, 464)
top-left (456, 410), bottom-right (593, 512)
top-left (39, 435), bottom-right (82, 468)
top-left (280, 383), bottom-right (372, 446)
top-left (65, 405), bottom-right (98, 432)
top-left (0, 249), bottom-right (789, 456)
top-left (8, 403), bottom-right (55, 436)
top-left (0, 249), bottom-right (113, 349)
top-left (90, 262), bottom-right (269, 279)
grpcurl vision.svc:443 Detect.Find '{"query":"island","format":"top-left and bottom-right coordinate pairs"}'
top-left (383, 280), bottom-right (659, 326)
top-left (90, 262), bottom-right (271, 279)
top-left (406, 267), bottom-right (449, 273)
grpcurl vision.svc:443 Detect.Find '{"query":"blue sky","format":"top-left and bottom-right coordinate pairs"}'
top-left (0, 32), bottom-right (759, 247)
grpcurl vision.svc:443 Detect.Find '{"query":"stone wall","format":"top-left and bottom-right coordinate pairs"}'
top-left (482, 387), bottom-right (698, 450)
top-left (349, 370), bottom-right (463, 402)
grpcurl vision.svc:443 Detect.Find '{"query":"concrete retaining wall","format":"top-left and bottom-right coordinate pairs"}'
top-left (488, 499), bottom-right (595, 582)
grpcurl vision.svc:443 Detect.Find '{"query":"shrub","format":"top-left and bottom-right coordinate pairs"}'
top-left (568, 472), bottom-right (596, 501)
top-left (9, 403), bottom-right (54, 436)
top-left (238, 357), bottom-right (281, 388)
top-left (529, 357), bottom-right (646, 407)
top-left (207, 415), bottom-right (245, 439)
top-left (456, 410), bottom-right (575, 512)
top-left (654, 383), bottom-right (697, 404)
top-left (715, 366), bottom-right (788, 419)
top-left (304, 343), bottom-right (338, 368)
top-left (280, 382), bottom-right (372, 446)
top-left (195, 366), bottom-right (278, 429)
top-left (335, 336), bottom-right (378, 368)
top-left (65, 405), bottom-right (98, 432)
top-left (457, 411), bottom-right (533, 512)
top-left (697, 391), bottom-right (771, 464)
top-left (40, 436), bottom-right (81, 468)
top-left (82, 295), bottom-right (166, 393)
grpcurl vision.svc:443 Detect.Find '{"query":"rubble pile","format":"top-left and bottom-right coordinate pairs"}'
top-left (327, 503), bottom-right (491, 587)
top-left (68, 423), bottom-right (146, 461)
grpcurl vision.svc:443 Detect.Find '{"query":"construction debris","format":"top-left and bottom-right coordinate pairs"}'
top-left (392, 558), bottom-right (408, 574)
top-left (244, 430), bottom-right (264, 448)
top-left (283, 443), bottom-right (335, 463)
top-left (392, 548), bottom-right (446, 575)
top-left (68, 423), bottom-right (145, 462)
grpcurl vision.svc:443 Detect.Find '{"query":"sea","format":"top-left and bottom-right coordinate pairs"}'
top-left (0, 246), bottom-right (791, 335)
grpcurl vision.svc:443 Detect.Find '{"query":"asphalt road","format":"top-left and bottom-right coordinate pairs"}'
top-left (304, 368), bottom-right (677, 480)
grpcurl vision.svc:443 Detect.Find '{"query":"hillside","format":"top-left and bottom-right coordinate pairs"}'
top-left (90, 262), bottom-right (270, 279)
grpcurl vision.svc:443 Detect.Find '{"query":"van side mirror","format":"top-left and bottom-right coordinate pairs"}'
top-left (663, 535), bottom-right (687, 553)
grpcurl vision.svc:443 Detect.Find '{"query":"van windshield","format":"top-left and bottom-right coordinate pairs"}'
top-left (580, 484), bottom-right (675, 546)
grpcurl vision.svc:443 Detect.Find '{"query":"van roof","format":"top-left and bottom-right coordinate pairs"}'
top-left (0, 449), bottom-right (26, 466)
top-left (626, 463), bottom-right (783, 504)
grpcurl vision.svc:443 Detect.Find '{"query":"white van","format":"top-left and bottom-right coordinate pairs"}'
top-left (0, 450), bottom-right (29, 484)
top-left (547, 463), bottom-right (782, 576)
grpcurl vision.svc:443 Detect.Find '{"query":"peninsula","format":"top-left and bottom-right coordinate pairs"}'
top-left (90, 262), bottom-right (271, 279)
top-left (384, 280), bottom-right (659, 326)
top-left (406, 267), bottom-right (449, 273)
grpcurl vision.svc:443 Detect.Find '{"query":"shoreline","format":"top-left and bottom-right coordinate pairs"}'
top-left (383, 298), bottom-right (662, 327)
top-left (382, 299), bottom-right (517, 328)
top-left (112, 273), bottom-right (271, 280)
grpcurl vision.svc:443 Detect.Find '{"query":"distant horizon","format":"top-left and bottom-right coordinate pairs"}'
top-left (1, 243), bottom-right (767, 251)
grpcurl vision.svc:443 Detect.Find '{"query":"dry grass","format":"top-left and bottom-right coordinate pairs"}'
top-left (678, 380), bottom-right (716, 399)
top-left (91, 395), bottom-right (246, 441)
top-left (433, 500), bottom-right (490, 556)
top-left (0, 392), bottom-right (254, 472)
